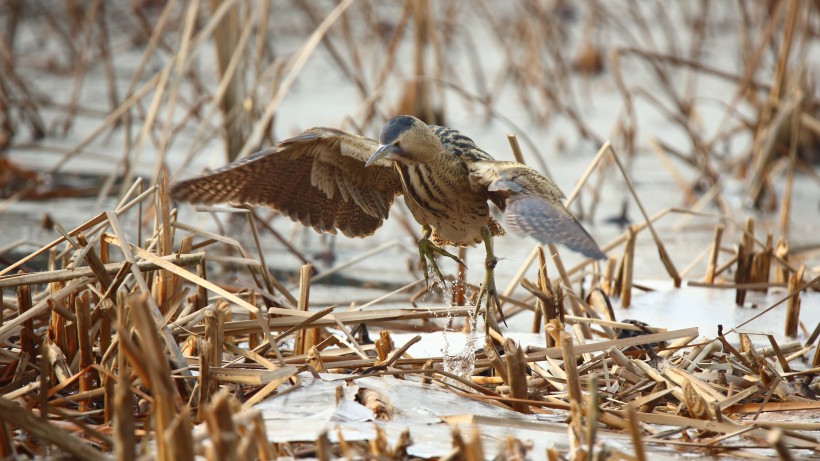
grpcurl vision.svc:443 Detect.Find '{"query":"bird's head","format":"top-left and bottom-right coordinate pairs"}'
top-left (365, 115), bottom-right (440, 167)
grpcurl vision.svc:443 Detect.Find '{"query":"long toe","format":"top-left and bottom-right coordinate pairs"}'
top-left (431, 245), bottom-right (467, 267)
top-left (418, 238), bottom-right (450, 288)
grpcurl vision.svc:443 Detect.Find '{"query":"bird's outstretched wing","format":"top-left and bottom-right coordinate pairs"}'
top-left (471, 161), bottom-right (606, 259)
top-left (172, 128), bottom-right (403, 238)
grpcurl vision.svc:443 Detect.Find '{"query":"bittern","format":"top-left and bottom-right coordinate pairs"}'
top-left (172, 115), bottom-right (606, 326)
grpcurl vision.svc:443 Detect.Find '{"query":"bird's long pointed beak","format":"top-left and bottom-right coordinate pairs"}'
top-left (365, 144), bottom-right (398, 167)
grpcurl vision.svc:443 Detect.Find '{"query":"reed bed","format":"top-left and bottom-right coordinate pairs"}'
top-left (1, 1), bottom-right (819, 459)
top-left (0, 185), bottom-right (817, 459)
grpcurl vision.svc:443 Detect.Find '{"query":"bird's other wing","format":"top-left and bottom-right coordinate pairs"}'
top-left (171, 128), bottom-right (403, 238)
top-left (473, 161), bottom-right (606, 259)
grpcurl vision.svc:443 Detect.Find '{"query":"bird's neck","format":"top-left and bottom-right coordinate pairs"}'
top-left (397, 136), bottom-right (446, 164)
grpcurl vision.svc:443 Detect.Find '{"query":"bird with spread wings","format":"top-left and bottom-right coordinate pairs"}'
top-left (172, 115), bottom-right (606, 328)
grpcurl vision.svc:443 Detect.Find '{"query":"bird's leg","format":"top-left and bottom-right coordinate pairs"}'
top-left (417, 225), bottom-right (466, 288)
top-left (475, 225), bottom-right (505, 331)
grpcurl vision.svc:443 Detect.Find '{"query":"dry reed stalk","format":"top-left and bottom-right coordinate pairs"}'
top-left (735, 217), bottom-right (754, 305)
top-left (37, 346), bottom-right (50, 432)
top-left (503, 338), bottom-right (530, 414)
top-left (0, 421), bottom-right (14, 458)
top-left (484, 336), bottom-right (508, 383)
top-left (750, 232), bottom-right (774, 293)
top-left (204, 390), bottom-right (238, 460)
top-left (73, 292), bottom-right (93, 413)
top-left (41, 336), bottom-right (71, 386)
top-left (247, 411), bottom-right (274, 461)
top-left (316, 430), bottom-right (334, 460)
top-left (765, 336), bottom-right (792, 375)
top-left (599, 256), bottom-right (615, 297)
top-left (544, 244), bottom-right (592, 342)
top-left (583, 372), bottom-right (598, 456)
top-left (155, 170), bottom-right (176, 304)
top-left (293, 264), bottom-right (316, 356)
top-left (784, 265), bottom-right (805, 338)
top-left (75, 232), bottom-right (112, 289)
top-left (16, 282), bottom-right (34, 357)
top-left (448, 426), bottom-right (466, 460)
top-left (535, 247), bottom-right (555, 337)
top-left (246, 292), bottom-right (261, 349)
top-left (704, 224), bottom-right (724, 283)
top-left (559, 332), bottom-right (582, 408)
top-left (370, 425), bottom-right (391, 457)
top-left (163, 411), bottom-right (194, 461)
top-left (813, 339), bottom-right (820, 369)
top-left (204, 306), bottom-right (220, 365)
top-left (120, 0), bottom-right (178, 108)
top-left (197, 338), bottom-right (212, 420)
top-left (92, 2), bottom-right (119, 120)
top-left (620, 226), bottom-right (636, 308)
top-left (0, 277), bottom-right (81, 342)
top-left (465, 425), bottom-right (484, 461)
top-left (129, 292), bottom-right (186, 460)
top-left (773, 237), bottom-right (790, 285)
top-left (305, 346), bottom-right (326, 373)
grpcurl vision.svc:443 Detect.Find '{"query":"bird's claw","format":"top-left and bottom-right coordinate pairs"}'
top-left (474, 256), bottom-right (506, 332)
top-left (418, 237), bottom-right (465, 289)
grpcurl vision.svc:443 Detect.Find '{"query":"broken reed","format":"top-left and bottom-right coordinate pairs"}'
top-left (2, 173), bottom-right (817, 459)
top-left (1, 195), bottom-right (818, 459)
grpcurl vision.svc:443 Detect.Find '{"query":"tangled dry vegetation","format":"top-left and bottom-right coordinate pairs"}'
top-left (1, 1), bottom-right (819, 459)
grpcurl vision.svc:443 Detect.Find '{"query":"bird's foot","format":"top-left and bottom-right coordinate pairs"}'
top-left (474, 256), bottom-right (506, 332)
top-left (418, 237), bottom-right (466, 289)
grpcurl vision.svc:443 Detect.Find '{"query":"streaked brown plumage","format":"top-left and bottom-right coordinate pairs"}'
top-left (172, 115), bottom-right (605, 326)
top-left (171, 127), bottom-right (401, 239)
